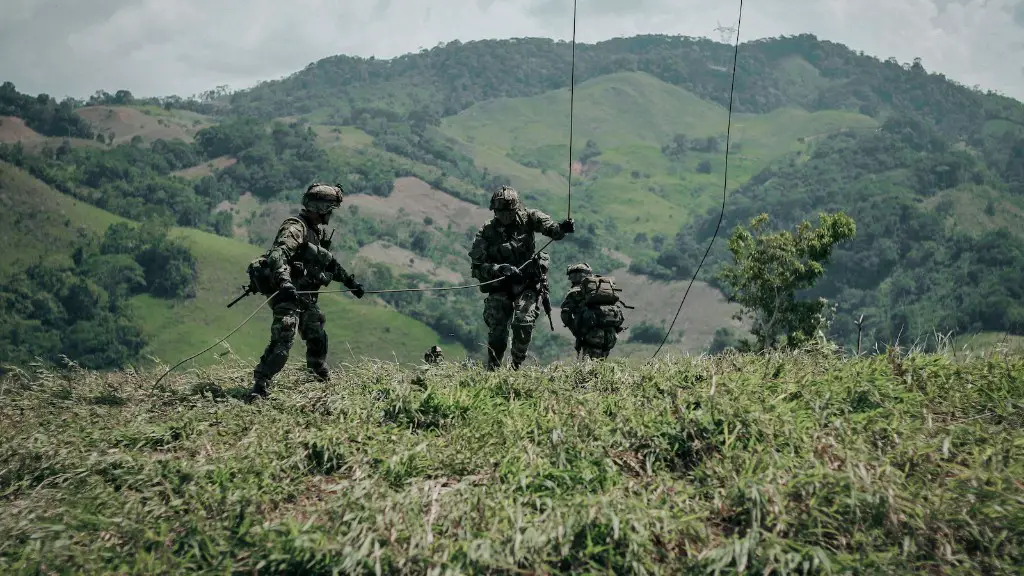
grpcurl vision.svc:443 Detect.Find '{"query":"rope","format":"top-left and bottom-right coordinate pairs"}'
top-left (153, 289), bottom-right (280, 388)
top-left (152, 1), bottom-right (583, 385)
top-left (150, 252), bottom-right (550, 385)
top-left (566, 0), bottom-right (578, 220)
top-left (650, 0), bottom-right (744, 360)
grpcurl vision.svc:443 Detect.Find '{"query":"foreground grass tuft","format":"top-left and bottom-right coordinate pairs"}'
top-left (1, 351), bottom-right (1021, 574)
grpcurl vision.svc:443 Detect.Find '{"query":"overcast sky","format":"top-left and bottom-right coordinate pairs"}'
top-left (1, 0), bottom-right (1022, 102)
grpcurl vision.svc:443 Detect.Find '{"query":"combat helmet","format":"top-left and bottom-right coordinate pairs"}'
top-left (489, 185), bottom-right (521, 211)
top-left (567, 263), bottom-right (593, 277)
top-left (302, 183), bottom-right (343, 214)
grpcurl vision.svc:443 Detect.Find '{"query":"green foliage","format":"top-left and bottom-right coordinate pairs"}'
top-left (0, 140), bottom-right (227, 231)
top-left (206, 119), bottom-right (335, 200)
top-left (0, 82), bottom-right (93, 138)
top-left (671, 117), bottom-right (1024, 351)
top-left (628, 320), bottom-right (671, 344)
top-left (0, 219), bottom-right (199, 370)
top-left (348, 107), bottom-right (510, 200)
top-left (1, 352), bottom-right (1020, 572)
top-left (717, 212), bottom-right (856, 351)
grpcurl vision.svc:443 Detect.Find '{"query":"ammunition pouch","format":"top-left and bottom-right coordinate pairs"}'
top-left (246, 255), bottom-right (276, 297)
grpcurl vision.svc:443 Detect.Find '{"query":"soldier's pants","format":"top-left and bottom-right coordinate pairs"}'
top-left (483, 289), bottom-right (539, 370)
top-left (253, 299), bottom-right (328, 382)
top-left (578, 327), bottom-right (617, 360)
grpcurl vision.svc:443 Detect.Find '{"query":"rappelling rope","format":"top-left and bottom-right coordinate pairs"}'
top-left (154, 1), bottom-right (583, 386)
top-left (649, 0), bottom-right (745, 360)
top-left (566, 0), bottom-right (578, 220)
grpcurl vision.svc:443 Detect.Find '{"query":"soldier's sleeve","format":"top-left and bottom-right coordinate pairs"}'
top-left (266, 220), bottom-right (305, 285)
top-left (526, 209), bottom-right (567, 241)
top-left (328, 257), bottom-right (358, 288)
top-left (560, 290), bottom-right (580, 329)
top-left (468, 228), bottom-right (499, 281)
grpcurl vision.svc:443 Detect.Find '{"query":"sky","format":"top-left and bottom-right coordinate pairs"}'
top-left (1, 0), bottom-right (1022, 102)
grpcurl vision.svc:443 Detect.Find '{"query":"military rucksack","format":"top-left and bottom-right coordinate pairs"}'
top-left (578, 275), bottom-right (628, 332)
top-left (244, 217), bottom-right (311, 297)
top-left (580, 304), bottom-right (625, 331)
top-left (581, 275), bottom-right (620, 306)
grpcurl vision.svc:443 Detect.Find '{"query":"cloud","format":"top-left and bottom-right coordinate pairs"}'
top-left (0, 0), bottom-right (1020, 101)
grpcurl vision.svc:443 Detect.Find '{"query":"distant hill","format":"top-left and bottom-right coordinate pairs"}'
top-left (2, 31), bottom-right (1023, 366)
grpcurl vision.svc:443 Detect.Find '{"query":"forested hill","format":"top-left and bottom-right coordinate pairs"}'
top-left (2, 31), bottom-right (1024, 369)
top-left (228, 33), bottom-right (1023, 140)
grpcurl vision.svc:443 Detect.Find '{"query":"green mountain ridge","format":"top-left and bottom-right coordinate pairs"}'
top-left (439, 70), bottom-right (879, 239)
top-left (2, 31), bottom-right (1023, 368)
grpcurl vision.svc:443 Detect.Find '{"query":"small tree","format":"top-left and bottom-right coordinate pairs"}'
top-left (716, 212), bottom-right (856, 351)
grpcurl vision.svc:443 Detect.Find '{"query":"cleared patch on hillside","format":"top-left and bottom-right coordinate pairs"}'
top-left (441, 71), bottom-right (877, 242)
top-left (922, 184), bottom-right (1024, 239)
top-left (346, 176), bottom-right (491, 231)
top-left (355, 240), bottom-right (464, 283)
top-left (311, 124), bottom-right (375, 148)
top-left (76, 105), bottom-right (214, 144)
top-left (0, 116), bottom-right (44, 143)
top-left (172, 155), bottom-right (237, 179)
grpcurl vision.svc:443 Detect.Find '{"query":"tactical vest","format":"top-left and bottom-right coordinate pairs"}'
top-left (478, 222), bottom-right (543, 294)
top-left (246, 216), bottom-right (326, 297)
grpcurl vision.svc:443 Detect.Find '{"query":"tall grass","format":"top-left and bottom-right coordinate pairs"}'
top-left (1, 348), bottom-right (1021, 574)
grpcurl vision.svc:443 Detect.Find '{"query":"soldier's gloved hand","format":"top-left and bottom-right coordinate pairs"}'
top-left (350, 283), bottom-right (365, 299)
top-left (495, 264), bottom-right (520, 278)
top-left (277, 281), bottom-right (298, 301)
top-left (559, 218), bottom-right (575, 233)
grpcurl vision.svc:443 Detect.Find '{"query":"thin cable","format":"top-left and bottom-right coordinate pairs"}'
top-left (150, 248), bottom-right (553, 385)
top-left (566, 0), bottom-right (578, 220)
top-left (650, 0), bottom-right (744, 360)
top-left (153, 289), bottom-right (280, 387)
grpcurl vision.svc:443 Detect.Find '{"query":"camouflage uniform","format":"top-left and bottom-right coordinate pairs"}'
top-left (424, 345), bottom-right (444, 364)
top-left (469, 186), bottom-right (574, 370)
top-left (249, 184), bottom-right (364, 400)
top-left (560, 263), bottom-right (617, 360)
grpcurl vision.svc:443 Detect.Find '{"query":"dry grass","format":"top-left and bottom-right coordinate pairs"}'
top-left (1, 348), bottom-right (1021, 574)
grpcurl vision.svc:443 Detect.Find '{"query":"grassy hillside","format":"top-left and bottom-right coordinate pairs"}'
top-left (440, 71), bottom-right (878, 240)
top-left (2, 350), bottom-right (1020, 573)
top-left (0, 162), bottom-right (467, 369)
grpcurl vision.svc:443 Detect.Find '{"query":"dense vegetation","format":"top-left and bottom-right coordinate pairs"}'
top-left (0, 221), bottom-right (197, 370)
top-left (0, 82), bottom-right (94, 139)
top-left (648, 116), bottom-right (1024, 350)
top-left (229, 34), bottom-right (1024, 142)
top-left (1, 351), bottom-right (1020, 573)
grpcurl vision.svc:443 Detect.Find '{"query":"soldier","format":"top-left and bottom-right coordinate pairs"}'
top-left (560, 263), bottom-right (623, 360)
top-left (424, 345), bottom-right (444, 365)
top-left (469, 185), bottom-right (575, 370)
top-left (247, 183), bottom-right (365, 401)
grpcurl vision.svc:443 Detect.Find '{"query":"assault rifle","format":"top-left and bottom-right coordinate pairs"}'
top-left (226, 285), bottom-right (253, 308)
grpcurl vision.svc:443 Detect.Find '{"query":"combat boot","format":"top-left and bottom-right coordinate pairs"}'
top-left (246, 377), bottom-right (270, 403)
top-left (307, 365), bottom-right (330, 382)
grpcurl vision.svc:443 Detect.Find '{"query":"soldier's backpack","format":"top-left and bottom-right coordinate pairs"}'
top-left (581, 275), bottom-right (621, 306)
top-left (579, 275), bottom-right (627, 332)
